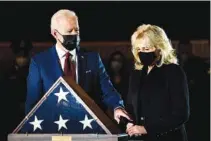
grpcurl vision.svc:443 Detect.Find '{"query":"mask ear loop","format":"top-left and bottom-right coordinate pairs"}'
top-left (156, 56), bottom-right (162, 66)
top-left (54, 29), bottom-right (64, 44)
top-left (154, 48), bottom-right (162, 66)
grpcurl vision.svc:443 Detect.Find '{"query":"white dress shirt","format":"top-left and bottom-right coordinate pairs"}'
top-left (55, 45), bottom-right (78, 84)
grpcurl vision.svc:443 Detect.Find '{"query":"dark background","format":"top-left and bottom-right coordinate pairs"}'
top-left (0, 1), bottom-right (209, 141)
top-left (0, 1), bottom-right (209, 41)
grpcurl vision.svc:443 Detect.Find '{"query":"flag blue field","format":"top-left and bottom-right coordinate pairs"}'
top-left (14, 77), bottom-right (107, 134)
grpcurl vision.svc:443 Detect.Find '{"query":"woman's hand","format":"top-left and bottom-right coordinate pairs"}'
top-left (126, 122), bottom-right (134, 130)
top-left (126, 125), bottom-right (147, 136)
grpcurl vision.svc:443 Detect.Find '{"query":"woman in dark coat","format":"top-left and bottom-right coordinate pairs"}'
top-left (126, 24), bottom-right (190, 141)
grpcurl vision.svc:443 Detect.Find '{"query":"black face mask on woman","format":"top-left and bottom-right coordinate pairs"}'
top-left (138, 51), bottom-right (157, 66)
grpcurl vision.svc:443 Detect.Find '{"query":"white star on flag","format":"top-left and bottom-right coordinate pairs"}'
top-left (54, 115), bottom-right (69, 131)
top-left (54, 87), bottom-right (69, 103)
top-left (29, 116), bottom-right (44, 131)
top-left (79, 114), bottom-right (94, 130)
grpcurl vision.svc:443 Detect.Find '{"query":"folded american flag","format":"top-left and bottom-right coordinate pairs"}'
top-left (13, 77), bottom-right (107, 134)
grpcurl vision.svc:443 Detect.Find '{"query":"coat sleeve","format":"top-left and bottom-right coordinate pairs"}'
top-left (144, 65), bottom-right (190, 135)
top-left (125, 72), bottom-right (136, 120)
top-left (96, 53), bottom-right (124, 111)
top-left (25, 58), bottom-right (42, 115)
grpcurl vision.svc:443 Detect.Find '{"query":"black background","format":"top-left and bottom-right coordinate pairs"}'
top-left (0, 1), bottom-right (209, 41)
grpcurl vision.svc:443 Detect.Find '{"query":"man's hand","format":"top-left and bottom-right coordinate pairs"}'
top-left (126, 125), bottom-right (147, 136)
top-left (114, 108), bottom-right (132, 123)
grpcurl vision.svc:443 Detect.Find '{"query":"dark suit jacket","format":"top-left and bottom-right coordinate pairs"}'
top-left (126, 64), bottom-right (190, 141)
top-left (25, 46), bottom-right (123, 114)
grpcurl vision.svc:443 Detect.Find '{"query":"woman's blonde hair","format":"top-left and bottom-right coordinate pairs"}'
top-left (131, 24), bottom-right (178, 70)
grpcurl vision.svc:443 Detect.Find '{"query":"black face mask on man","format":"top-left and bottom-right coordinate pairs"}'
top-left (56, 30), bottom-right (79, 51)
top-left (138, 51), bottom-right (157, 66)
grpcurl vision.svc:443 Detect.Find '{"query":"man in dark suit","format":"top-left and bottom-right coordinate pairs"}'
top-left (25, 9), bottom-right (131, 123)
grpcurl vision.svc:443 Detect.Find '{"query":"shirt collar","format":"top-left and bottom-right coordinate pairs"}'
top-left (55, 45), bottom-right (76, 61)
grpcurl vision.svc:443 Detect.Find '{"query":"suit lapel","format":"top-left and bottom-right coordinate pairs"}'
top-left (77, 50), bottom-right (87, 87)
top-left (131, 71), bottom-right (141, 123)
top-left (50, 46), bottom-right (63, 79)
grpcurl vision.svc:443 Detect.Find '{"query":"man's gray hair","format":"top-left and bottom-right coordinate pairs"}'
top-left (50, 9), bottom-right (77, 30)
